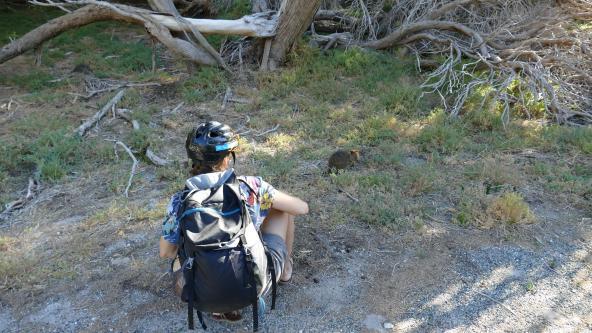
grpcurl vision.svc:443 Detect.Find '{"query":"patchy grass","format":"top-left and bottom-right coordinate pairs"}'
top-left (181, 67), bottom-right (228, 104)
top-left (0, 69), bottom-right (61, 91)
top-left (453, 186), bottom-right (536, 228)
top-left (487, 192), bottom-right (536, 225)
top-left (0, 5), bottom-right (61, 44)
top-left (1, 16), bottom-right (590, 240)
top-left (0, 108), bottom-right (113, 183)
top-left (415, 109), bottom-right (466, 154)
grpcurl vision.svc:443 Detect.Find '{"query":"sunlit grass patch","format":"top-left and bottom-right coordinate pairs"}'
top-left (464, 157), bottom-right (523, 191)
top-left (0, 236), bottom-right (16, 252)
top-left (354, 113), bottom-right (400, 145)
top-left (487, 192), bottom-right (536, 225)
top-left (83, 200), bottom-right (163, 231)
top-left (350, 190), bottom-right (405, 227)
top-left (257, 45), bottom-right (417, 107)
top-left (366, 141), bottom-right (405, 168)
top-left (266, 133), bottom-right (297, 151)
top-left (415, 109), bottom-right (466, 154)
top-left (454, 185), bottom-right (536, 228)
top-left (539, 125), bottom-right (592, 155)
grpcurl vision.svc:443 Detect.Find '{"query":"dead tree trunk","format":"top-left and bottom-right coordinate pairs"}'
top-left (267, 0), bottom-right (321, 69)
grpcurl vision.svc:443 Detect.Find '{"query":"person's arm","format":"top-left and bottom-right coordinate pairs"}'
top-left (271, 190), bottom-right (309, 216)
top-left (159, 237), bottom-right (178, 258)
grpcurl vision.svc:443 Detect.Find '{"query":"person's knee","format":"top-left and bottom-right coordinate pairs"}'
top-left (261, 210), bottom-right (290, 239)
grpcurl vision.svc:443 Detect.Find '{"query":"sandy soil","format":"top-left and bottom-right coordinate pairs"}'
top-left (0, 168), bottom-right (590, 333)
top-left (0, 52), bottom-right (591, 333)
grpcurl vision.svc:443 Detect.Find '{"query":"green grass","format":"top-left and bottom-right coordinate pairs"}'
top-left (1, 13), bottom-right (591, 234)
top-left (0, 6), bottom-right (155, 83)
top-left (0, 114), bottom-right (112, 182)
top-left (182, 67), bottom-right (228, 104)
top-left (0, 69), bottom-right (61, 91)
top-left (415, 109), bottom-right (466, 154)
top-left (47, 22), bottom-right (154, 76)
top-left (0, 5), bottom-right (61, 44)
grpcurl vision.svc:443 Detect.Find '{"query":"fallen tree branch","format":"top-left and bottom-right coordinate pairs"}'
top-left (0, 178), bottom-right (41, 220)
top-left (152, 11), bottom-right (277, 37)
top-left (75, 89), bottom-right (126, 137)
top-left (71, 82), bottom-right (160, 100)
top-left (1, 2), bottom-right (277, 66)
top-left (145, 149), bottom-right (171, 166)
top-left (114, 108), bottom-right (171, 166)
top-left (363, 20), bottom-right (490, 58)
top-left (337, 186), bottom-right (359, 203)
top-left (113, 141), bottom-right (138, 198)
top-left (254, 124), bottom-right (280, 136)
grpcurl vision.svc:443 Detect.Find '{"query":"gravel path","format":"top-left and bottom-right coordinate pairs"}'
top-left (0, 197), bottom-right (592, 332)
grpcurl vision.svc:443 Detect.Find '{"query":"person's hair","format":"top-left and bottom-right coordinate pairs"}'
top-left (189, 153), bottom-right (230, 176)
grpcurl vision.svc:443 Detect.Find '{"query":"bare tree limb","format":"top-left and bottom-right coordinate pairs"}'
top-left (363, 20), bottom-right (491, 58)
top-left (75, 89), bottom-right (126, 137)
top-left (0, 178), bottom-right (41, 220)
top-left (1, 1), bottom-right (278, 66)
top-left (113, 141), bottom-right (138, 198)
top-left (114, 109), bottom-right (171, 166)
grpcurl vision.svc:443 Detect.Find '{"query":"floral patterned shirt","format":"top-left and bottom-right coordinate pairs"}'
top-left (161, 174), bottom-right (276, 245)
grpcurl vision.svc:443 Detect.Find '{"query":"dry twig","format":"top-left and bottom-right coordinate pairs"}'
top-left (114, 109), bottom-right (171, 166)
top-left (0, 178), bottom-right (41, 220)
top-left (337, 186), bottom-right (359, 203)
top-left (113, 141), bottom-right (138, 198)
top-left (254, 124), bottom-right (280, 137)
top-left (75, 89), bottom-right (126, 137)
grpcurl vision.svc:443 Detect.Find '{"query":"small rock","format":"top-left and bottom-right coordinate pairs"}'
top-left (383, 322), bottom-right (394, 329)
top-left (361, 275), bottom-right (366, 280)
top-left (313, 278), bottom-right (319, 283)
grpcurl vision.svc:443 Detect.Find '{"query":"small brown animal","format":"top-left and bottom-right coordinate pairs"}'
top-left (327, 149), bottom-right (360, 173)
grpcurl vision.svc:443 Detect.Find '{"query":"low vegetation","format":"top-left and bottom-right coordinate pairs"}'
top-left (0, 7), bottom-right (591, 296)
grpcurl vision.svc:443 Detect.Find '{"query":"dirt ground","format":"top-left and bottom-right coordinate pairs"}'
top-left (0, 91), bottom-right (590, 332)
top-left (1, 32), bottom-right (591, 332)
top-left (0, 173), bottom-right (590, 333)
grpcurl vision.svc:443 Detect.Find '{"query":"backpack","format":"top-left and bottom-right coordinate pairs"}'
top-left (175, 172), bottom-right (277, 331)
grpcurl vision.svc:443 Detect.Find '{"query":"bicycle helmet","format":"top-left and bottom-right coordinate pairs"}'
top-left (185, 121), bottom-right (238, 165)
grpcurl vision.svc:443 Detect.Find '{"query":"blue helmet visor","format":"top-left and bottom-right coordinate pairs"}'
top-left (215, 140), bottom-right (238, 152)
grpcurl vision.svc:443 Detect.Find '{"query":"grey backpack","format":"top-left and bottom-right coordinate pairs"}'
top-left (175, 172), bottom-right (277, 331)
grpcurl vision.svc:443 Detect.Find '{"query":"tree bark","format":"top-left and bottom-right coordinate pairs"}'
top-left (268, 0), bottom-right (321, 69)
top-left (147, 0), bottom-right (218, 66)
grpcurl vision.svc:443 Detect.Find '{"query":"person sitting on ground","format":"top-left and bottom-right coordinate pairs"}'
top-left (159, 121), bottom-right (309, 322)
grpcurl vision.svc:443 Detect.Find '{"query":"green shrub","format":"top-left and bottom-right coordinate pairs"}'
top-left (487, 192), bottom-right (535, 224)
